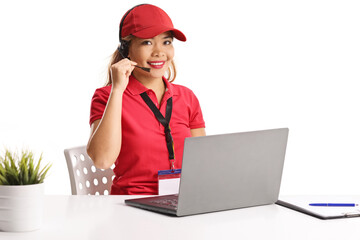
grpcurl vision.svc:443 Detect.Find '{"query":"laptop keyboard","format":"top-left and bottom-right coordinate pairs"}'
top-left (150, 198), bottom-right (178, 209)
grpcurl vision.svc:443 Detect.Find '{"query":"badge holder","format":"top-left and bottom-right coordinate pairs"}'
top-left (158, 169), bottom-right (181, 196)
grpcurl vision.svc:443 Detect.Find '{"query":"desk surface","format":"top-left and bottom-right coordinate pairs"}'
top-left (1, 195), bottom-right (360, 240)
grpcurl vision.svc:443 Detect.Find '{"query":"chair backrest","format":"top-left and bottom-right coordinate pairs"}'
top-left (64, 146), bottom-right (115, 195)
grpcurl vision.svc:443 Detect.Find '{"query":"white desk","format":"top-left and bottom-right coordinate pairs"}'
top-left (1, 195), bottom-right (360, 240)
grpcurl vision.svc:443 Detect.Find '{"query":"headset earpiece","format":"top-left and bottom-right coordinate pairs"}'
top-left (118, 4), bottom-right (151, 72)
top-left (118, 40), bottom-right (130, 59)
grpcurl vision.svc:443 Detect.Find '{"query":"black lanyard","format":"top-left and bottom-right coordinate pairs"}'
top-left (140, 92), bottom-right (175, 170)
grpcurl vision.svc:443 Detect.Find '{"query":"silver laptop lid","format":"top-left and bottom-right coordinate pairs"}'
top-left (176, 128), bottom-right (289, 216)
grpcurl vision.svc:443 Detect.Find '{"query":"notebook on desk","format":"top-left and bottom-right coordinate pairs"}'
top-left (277, 195), bottom-right (360, 219)
top-left (125, 128), bottom-right (289, 216)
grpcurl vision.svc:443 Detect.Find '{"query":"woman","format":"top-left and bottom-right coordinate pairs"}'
top-left (87, 4), bottom-right (205, 195)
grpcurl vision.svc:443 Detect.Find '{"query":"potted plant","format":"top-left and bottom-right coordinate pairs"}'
top-left (0, 149), bottom-right (51, 232)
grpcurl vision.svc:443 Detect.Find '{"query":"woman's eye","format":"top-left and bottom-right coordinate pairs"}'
top-left (141, 41), bottom-right (152, 45)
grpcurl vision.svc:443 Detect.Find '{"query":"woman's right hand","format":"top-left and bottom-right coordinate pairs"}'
top-left (110, 58), bottom-right (137, 92)
top-left (88, 58), bottom-right (136, 169)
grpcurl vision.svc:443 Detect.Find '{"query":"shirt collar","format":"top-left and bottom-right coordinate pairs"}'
top-left (126, 75), bottom-right (178, 96)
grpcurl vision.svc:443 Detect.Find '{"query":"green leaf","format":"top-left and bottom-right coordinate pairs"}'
top-left (6, 150), bottom-right (17, 170)
top-left (30, 153), bottom-right (42, 183)
top-left (0, 162), bottom-right (5, 176)
top-left (22, 154), bottom-right (29, 185)
top-left (0, 174), bottom-right (8, 185)
top-left (29, 153), bottom-right (35, 182)
top-left (38, 163), bottom-right (52, 183)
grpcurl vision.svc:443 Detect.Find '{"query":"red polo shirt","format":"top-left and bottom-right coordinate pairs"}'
top-left (89, 75), bottom-right (205, 195)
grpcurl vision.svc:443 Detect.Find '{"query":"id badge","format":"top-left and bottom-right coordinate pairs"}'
top-left (158, 169), bottom-right (181, 196)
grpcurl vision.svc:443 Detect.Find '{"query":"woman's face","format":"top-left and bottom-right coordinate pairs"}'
top-left (128, 31), bottom-right (174, 81)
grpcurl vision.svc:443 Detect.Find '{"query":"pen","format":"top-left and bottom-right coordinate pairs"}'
top-left (309, 203), bottom-right (358, 207)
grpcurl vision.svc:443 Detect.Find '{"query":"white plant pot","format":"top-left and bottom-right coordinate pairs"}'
top-left (0, 183), bottom-right (44, 232)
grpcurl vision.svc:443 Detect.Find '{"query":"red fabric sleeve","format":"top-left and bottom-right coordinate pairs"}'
top-left (189, 91), bottom-right (205, 129)
top-left (89, 86), bottom-right (111, 126)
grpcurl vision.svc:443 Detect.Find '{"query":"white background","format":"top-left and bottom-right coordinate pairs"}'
top-left (0, 0), bottom-right (359, 195)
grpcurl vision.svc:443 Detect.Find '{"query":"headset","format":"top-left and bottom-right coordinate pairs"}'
top-left (118, 4), bottom-right (151, 72)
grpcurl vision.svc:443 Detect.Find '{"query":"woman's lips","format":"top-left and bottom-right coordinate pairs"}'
top-left (147, 61), bottom-right (165, 69)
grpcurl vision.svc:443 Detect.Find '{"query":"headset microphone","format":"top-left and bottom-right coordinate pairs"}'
top-left (117, 45), bottom-right (151, 72)
top-left (135, 65), bottom-right (151, 73)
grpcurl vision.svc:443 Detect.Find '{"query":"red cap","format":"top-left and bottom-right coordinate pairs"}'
top-left (120, 4), bottom-right (186, 42)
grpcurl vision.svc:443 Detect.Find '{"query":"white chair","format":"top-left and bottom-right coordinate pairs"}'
top-left (64, 146), bottom-right (115, 195)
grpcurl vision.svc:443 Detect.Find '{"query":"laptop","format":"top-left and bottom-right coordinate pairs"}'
top-left (125, 128), bottom-right (289, 216)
